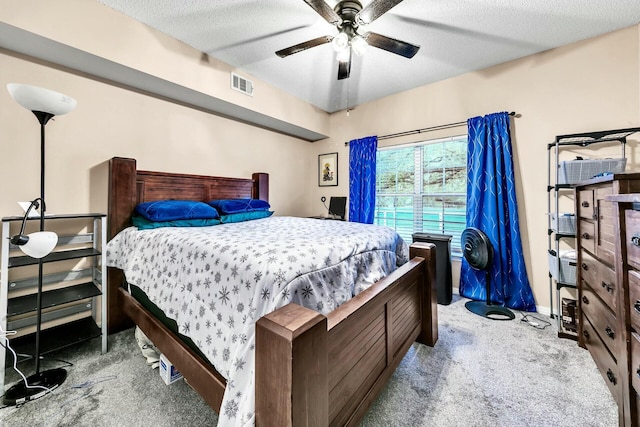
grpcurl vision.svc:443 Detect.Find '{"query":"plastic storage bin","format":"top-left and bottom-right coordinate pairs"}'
top-left (557, 158), bottom-right (626, 184)
top-left (550, 213), bottom-right (576, 235)
top-left (548, 249), bottom-right (577, 285)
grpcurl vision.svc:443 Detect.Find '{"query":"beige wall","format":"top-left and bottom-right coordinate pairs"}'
top-left (315, 25), bottom-right (640, 313)
top-left (0, 49), bottom-right (314, 219)
top-left (2, 1), bottom-right (639, 314)
top-left (0, 0), bottom-right (327, 222)
top-left (0, 0), bottom-right (329, 137)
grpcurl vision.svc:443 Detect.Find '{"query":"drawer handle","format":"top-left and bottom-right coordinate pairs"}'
top-left (637, 367), bottom-right (640, 379)
top-left (634, 301), bottom-right (640, 313)
top-left (601, 282), bottom-right (613, 293)
top-left (605, 326), bottom-right (614, 339)
top-left (582, 233), bottom-right (591, 240)
top-left (581, 263), bottom-right (588, 271)
top-left (583, 330), bottom-right (590, 341)
top-left (632, 235), bottom-right (640, 247)
top-left (582, 201), bottom-right (590, 208)
top-left (607, 369), bottom-right (617, 385)
top-left (582, 295), bottom-right (589, 305)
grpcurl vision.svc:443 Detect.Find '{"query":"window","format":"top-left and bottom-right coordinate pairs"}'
top-left (374, 135), bottom-right (467, 257)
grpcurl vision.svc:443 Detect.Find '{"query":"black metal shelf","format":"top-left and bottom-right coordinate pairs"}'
top-left (547, 127), bottom-right (640, 149)
top-left (7, 317), bottom-right (101, 367)
top-left (1, 213), bottom-right (107, 379)
top-left (556, 281), bottom-right (577, 290)
top-left (547, 184), bottom-right (574, 192)
top-left (547, 230), bottom-right (576, 240)
top-left (8, 248), bottom-right (101, 268)
top-left (545, 128), bottom-right (638, 332)
top-left (1, 213), bottom-right (106, 222)
top-left (7, 282), bottom-right (101, 317)
top-left (557, 330), bottom-right (578, 341)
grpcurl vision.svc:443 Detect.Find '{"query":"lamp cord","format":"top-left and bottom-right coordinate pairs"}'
top-left (0, 324), bottom-right (54, 401)
top-left (322, 199), bottom-right (330, 214)
top-left (519, 313), bottom-right (551, 330)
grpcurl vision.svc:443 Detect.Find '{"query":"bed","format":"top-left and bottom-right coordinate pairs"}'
top-left (106, 156), bottom-right (438, 426)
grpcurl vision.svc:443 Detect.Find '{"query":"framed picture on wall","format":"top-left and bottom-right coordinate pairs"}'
top-left (318, 152), bottom-right (338, 187)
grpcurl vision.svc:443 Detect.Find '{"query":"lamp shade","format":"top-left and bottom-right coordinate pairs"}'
top-left (17, 231), bottom-right (58, 258)
top-left (332, 32), bottom-right (349, 52)
top-left (336, 48), bottom-right (350, 63)
top-left (7, 84), bottom-right (76, 116)
top-left (351, 35), bottom-right (368, 56)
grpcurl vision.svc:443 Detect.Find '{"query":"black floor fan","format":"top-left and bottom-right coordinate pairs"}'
top-left (462, 227), bottom-right (515, 320)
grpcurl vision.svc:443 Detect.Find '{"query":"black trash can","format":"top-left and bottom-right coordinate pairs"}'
top-left (412, 233), bottom-right (453, 305)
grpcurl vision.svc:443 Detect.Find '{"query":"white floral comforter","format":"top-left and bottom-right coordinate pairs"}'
top-left (106, 216), bottom-right (408, 426)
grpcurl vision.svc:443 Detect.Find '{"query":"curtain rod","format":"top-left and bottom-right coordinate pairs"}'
top-left (344, 111), bottom-right (517, 146)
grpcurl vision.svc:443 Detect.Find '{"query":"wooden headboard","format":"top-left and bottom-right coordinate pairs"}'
top-left (106, 156), bottom-right (269, 332)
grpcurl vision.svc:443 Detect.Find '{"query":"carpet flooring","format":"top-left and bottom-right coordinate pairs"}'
top-left (1, 295), bottom-right (617, 426)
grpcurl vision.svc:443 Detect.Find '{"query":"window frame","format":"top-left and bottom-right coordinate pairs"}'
top-left (374, 134), bottom-right (467, 258)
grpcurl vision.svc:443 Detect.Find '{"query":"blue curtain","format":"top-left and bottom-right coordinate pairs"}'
top-left (349, 136), bottom-right (378, 223)
top-left (459, 112), bottom-right (536, 312)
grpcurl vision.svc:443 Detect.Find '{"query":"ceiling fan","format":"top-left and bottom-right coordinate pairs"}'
top-left (276, 0), bottom-right (420, 80)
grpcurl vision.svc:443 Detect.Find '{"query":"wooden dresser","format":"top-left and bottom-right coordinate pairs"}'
top-left (575, 173), bottom-right (640, 426)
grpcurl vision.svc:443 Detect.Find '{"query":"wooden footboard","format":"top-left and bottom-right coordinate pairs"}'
top-left (255, 242), bottom-right (437, 426)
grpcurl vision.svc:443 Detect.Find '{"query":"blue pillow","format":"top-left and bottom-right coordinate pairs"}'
top-left (220, 210), bottom-right (273, 224)
top-left (135, 200), bottom-right (220, 221)
top-left (208, 198), bottom-right (270, 214)
top-left (132, 216), bottom-right (221, 230)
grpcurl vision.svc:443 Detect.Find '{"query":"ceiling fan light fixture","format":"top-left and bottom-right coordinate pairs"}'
top-left (336, 48), bottom-right (350, 63)
top-left (276, 0), bottom-right (418, 80)
top-left (332, 32), bottom-right (349, 52)
top-left (351, 35), bottom-right (368, 56)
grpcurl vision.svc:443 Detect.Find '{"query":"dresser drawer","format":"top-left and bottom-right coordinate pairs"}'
top-left (579, 250), bottom-right (598, 286)
top-left (631, 332), bottom-right (640, 395)
top-left (581, 283), bottom-right (618, 355)
top-left (626, 209), bottom-right (640, 271)
top-left (579, 220), bottom-right (596, 255)
top-left (629, 271), bottom-right (640, 333)
top-left (578, 189), bottom-right (595, 219)
top-left (579, 251), bottom-right (617, 312)
top-left (597, 198), bottom-right (615, 266)
top-left (582, 315), bottom-right (621, 404)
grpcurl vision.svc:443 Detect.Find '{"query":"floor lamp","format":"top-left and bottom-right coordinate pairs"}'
top-left (3, 83), bottom-right (76, 405)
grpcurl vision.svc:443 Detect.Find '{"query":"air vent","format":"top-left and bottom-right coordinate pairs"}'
top-left (231, 72), bottom-right (254, 96)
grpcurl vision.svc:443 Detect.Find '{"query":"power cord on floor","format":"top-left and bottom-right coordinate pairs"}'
top-left (0, 322), bottom-right (73, 408)
top-left (70, 375), bottom-right (117, 390)
top-left (519, 312), bottom-right (552, 330)
top-left (7, 351), bottom-right (74, 370)
top-left (59, 375), bottom-right (118, 409)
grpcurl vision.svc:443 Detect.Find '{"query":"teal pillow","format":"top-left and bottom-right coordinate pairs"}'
top-left (132, 215), bottom-right (221, 230)
top-left (220, 210), bottom-right (273, 224)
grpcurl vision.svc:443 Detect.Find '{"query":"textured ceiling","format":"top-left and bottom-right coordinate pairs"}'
top-left (96, 0), bottom-right (640, 113)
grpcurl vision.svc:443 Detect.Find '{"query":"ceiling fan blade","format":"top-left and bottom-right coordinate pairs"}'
top-left (356, 0), bottom-right (404, 25)
top-left (276, 35), bottom-right (333, 58)
top-left (303, 0), bottom-right (342, 25)
top-left (363, 32), bottom-right (420, 58)
top-left (337, 51), bottom-right (352, 80)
